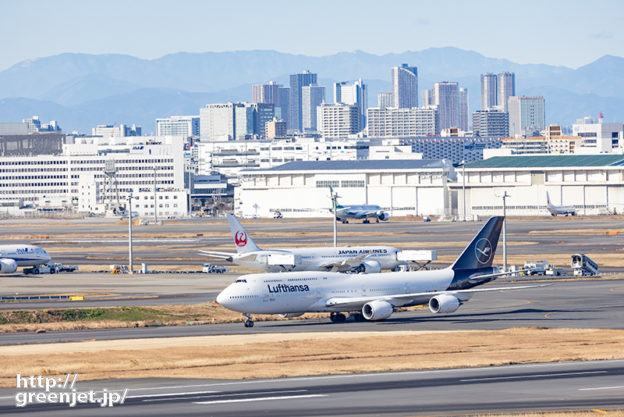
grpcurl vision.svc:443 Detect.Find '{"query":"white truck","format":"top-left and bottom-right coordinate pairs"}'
top-left (202, 263), bottom-right (228, 273)
top-left (523, 260), bottom-right (562, 276)
top-left (24, 262), bottom-right (60, 274)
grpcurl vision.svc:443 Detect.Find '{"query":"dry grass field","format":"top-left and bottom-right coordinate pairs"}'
top-left (1, 327), bottom-right (623, 388)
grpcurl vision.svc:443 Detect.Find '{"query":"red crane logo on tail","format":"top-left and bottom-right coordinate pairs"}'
top-left (234, 231), bottom-right (248, 247)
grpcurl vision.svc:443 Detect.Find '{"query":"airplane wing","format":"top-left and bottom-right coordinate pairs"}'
top-left (320, 254), bottom-right (370, 272)
top-left (198, 250), bottom-right (235, 262)
top-left (325, 284), bottom-right (550, 310)
top-left (349, 210), bottom-right (372, 219)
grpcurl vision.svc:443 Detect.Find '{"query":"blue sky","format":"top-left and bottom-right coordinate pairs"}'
top-left (1, 0), bottom-right (622, 71)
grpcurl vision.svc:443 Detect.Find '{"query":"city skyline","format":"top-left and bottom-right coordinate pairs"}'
top-left (1, 0), bottom-right (623, 71)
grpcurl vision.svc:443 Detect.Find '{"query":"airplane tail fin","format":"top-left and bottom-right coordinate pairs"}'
top-left (226, 214), bottom-right (260, 254)
top-left (450, 216), bottom-right (504, 271)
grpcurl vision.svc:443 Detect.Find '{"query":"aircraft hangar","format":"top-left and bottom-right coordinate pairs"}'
top-left (452, 154), bottom-right (624, 217)
top-left (235, 159), bottom-right (454, 218)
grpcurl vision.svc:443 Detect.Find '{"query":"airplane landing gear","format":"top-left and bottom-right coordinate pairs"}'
top-left (330, 312), bottom-right (346, 323)
top-left (349, 312), bottom-right (366, 322)
top-left (341, 219), bottom-right (349, 224)
top-left (363, 219), bottom-right (370, 224)
top-left (375, 219), bottom-right (380, 223)
top-left (243, 313), bottom-right (254, 328)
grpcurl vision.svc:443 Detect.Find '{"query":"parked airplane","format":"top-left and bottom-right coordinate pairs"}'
top-left (200, 214), bottom-right (404, 273)
top-left (546, 192), bottom-right (577, 216)
top-left (217, 216), bottom-right (541, 327)
top-left (329, 187), bottom-right (389, 224)
top-left (0, 245), bottom-right (51, 274)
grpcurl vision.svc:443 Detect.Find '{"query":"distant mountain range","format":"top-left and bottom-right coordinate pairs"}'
top-left (0, 48), bottom-right (623, 133)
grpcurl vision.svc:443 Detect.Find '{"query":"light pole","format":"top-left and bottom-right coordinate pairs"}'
top-left (461, 160), bottom-right (466, 222)
top-left (331, 190), bottom-right (338, 247)
top-left (153, 167), bottom-right (158, 224)
top-left (500, 191), bottom-right (510, 273)
top-left (128, 193), bottom-right (134, 274)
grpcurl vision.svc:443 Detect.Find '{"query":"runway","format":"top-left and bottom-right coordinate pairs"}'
top-left (1, 217), bottom-right (623, 270)
top-left (2, 278), bottom-right (623, 345)
top-left (0, 360), bottom-right (622, 416)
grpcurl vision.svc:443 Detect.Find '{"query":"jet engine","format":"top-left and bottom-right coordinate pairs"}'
top-left (357, 260), bottom-right (381, 274)
top-left (428, 294), bottom-right (461, 314)
top-left (0, 258), bottom-right (18, 274)
top-left (377, 211), bottom-right (390, 221)
top-left (362, 300), bottom-right (394, 320)
top-left (279, 313), bottom-right (304, 318)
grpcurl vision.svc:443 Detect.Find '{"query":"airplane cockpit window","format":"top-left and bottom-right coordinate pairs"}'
top-left (235, 279), bottom-right (248, 283)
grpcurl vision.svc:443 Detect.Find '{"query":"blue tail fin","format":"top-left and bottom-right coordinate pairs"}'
top-left (451, 216), bottom-right (504, 271)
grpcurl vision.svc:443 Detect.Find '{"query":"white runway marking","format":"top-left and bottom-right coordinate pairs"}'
top-left (579, 385), bottom-right (624, 391)
top-left (193, 394), bottom-right (327, 405)
top-left (127, 390), bottom-right (219, 399)
top-left (142, 389), bottom-right (308, 403)
top-left (460, 370), bottom-right (607, 382)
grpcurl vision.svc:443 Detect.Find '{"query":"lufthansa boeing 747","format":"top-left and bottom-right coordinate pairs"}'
top-left (217, 217), bottom-right (542, 327)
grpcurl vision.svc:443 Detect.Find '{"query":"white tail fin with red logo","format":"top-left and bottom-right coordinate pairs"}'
top-left (226, 214), bottom-right (261, 254)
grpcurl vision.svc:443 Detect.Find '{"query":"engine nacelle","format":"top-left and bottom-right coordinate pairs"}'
top-left (279, 313), bottom-right (304, 318)
top-left (429, 294), bottom-right (461, 314)
top-left (377, 211), bottom-right (390, 221)
top-left (0, 258), bottom-right (18, 274)
top-left (362, 299), bottom-right (394, 321)
top-left (358, 260), bottom-right (381, 274)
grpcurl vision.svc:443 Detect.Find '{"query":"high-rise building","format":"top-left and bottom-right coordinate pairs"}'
top-left (199, 102), bottom-right (274, 141)
top-left (317, 103), bottom-right (360, 138)
top-left (301, 84), bottom-right (325, 132)
top-left (480, 72), bottom-right (515, 112)
top-left (367, 107), bottom-right (438, 137)
top-left (472, 110), bottom-right (509, 137)
top-left (422, 89), bottom-right (434, 107)
top-left (156, 116), bottom-right (200, 137)
top-left (334, 79), bottom-right (367, 130)
top-left (234, 105), bottom-right (255, 140)
top-left (377, 92), bottom-right (393, 109)
top-left (459, 88), bottom-right (469, 132)
top-left (200, 103), bottom-right (237, 141)
top-left (265, 118), bottom-right (287, 140)
top-left (252, 81), bottom-right (281, 106)
top-left (497, 72), bottom-right (515, 113)
top-left (392, 64), bottom-right (418, 108)
top-left (480, 73), bottom-right (497, 110)
top-left (92, 124), bottom-right (141, 137)
top-left (433, 82), bottom-right (459, 131)
top-left (508, 96), bottom-right (545, 137)
top-left (278, 87), bottom-right (290, 123)
top-left (252, 103), bottom-right (275, 139)
top-left (289, 71), bottom-right (317, 132)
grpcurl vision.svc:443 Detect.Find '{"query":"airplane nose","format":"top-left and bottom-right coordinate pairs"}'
top-left (216, 289), bottom-right (228, 306)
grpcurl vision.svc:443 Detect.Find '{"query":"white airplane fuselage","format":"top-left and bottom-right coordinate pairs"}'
top-left (217, 268), bottom-right (461, 314)
top-left (0, 244), bottom-right (51, 266)
top-left (232, 245), bottom-right (400, 272)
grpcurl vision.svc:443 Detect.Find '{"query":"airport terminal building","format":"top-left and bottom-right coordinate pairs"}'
top-left (452, 155), bottom-right (624, 217)
top-left (235, 159), bottom-right (454, 218)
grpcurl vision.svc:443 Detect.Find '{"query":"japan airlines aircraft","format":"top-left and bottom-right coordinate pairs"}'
top-left (217, 216), bottom-right (540, 327)
top-left (0, 245), bottom-right (51, 274)
top-left (546, 192), bottom-right (577, 216)
top-left (200, 214), bottom-right (404, 273)
top-left (330, 186), bottom-right (389, 224)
